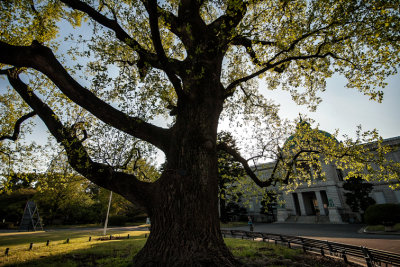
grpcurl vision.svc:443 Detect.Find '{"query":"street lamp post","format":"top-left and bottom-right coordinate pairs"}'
top-left (103, 191), bottom-right (113, 236)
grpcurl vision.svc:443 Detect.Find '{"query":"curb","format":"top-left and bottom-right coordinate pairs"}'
top-left (360, 227), bottom-right (400, 235)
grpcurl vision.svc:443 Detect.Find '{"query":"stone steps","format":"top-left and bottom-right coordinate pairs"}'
top-left (284, 215), bottom-right (331, 224)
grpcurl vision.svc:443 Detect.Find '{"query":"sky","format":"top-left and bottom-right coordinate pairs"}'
top-left (257, 73), bottom-right (400, 140)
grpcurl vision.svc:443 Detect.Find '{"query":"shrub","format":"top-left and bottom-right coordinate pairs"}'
top-left (131, 214), bottom-right (147, 223)
top-left (364, 204), bottom-right (400, 226)
top-left (0, 222), bottom-right (15, 229)
top-left (108, 215), bottom-right (128, 226)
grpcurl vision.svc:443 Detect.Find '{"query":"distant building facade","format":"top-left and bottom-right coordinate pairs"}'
top-left (244, 136), bottom-right (400, 223)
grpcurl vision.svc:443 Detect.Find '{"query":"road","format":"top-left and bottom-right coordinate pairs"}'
top-left (223, 223), bottom-right (400, 253)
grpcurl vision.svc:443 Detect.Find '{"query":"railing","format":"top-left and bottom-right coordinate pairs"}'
top-left (221, 229), bottom-right (400, 267)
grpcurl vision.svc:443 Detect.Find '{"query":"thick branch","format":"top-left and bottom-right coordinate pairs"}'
top-left (60, 0), bottom-right (139, 51)
top-left (209, 0), bottom-right (247, 42)
top-left (0, 41), bottom-right (170, 151)
top-left (113, 144), bottom-right (139, 170)
top-left (217, 142), bottom-right (273, 187)
top-left (225, 51), bottom-right (337, 96)
top-left (60, 0), bottom-right (182, 74)
top-left (5, 69), bottom-right (152, 207)
top-left (156, 4), bottom-right (182, 36)
top-left (279, 148), bottom-right (322, 184)
top-left (0, 111), bottom-right (36, 142)
top-left (233, 37), bottom-right (276, 47)
top-left (225, 21), bottom-right (349, 96)
top-left (140, 0), bottom-right (182, 38)
top-left (178, 0), bottom-right (205, 23)
top-left (231, 36), bottom-right (276, 65)
top-left (143, 0), bottom-right (184, 95)
top-left (218, 141), bottom-right (323, 187)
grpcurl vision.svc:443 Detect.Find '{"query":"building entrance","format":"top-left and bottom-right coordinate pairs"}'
top-left (320, 190), bottom-right (329, 215)
top-left (302, 192), bottom-right (318, 215)
top-left (292, 193), bottom-right (301, 216)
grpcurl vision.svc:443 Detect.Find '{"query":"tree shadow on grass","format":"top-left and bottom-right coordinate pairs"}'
top-left (0, 230), bottom-right (100, 247)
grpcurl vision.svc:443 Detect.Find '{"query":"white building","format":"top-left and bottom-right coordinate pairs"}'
top-left (244, 135), bottom-right (400, 224)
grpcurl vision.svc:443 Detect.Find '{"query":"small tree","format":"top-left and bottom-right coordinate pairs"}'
top-left (343, 175), bottom-right (376, 219)
top-left (0, 187), bottom-right (36, 226)
top-left (217, 132), bottom-right (246, 222)
top-left (225, 200), bottom-right (248, 222)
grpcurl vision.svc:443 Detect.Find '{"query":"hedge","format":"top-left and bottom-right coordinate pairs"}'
top-left (364, 204), bottom-right (400, 226)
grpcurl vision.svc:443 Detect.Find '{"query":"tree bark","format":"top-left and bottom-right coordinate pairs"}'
top-left (133, 171), bottom-right (239, 266)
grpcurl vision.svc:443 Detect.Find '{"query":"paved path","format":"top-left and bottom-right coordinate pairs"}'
top-left (0, 225), bottom-right (149, 235)
top-left (223, 223), bottom-right (400, 253)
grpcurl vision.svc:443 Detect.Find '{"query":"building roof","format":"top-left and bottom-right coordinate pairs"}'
top-left (283, 120), bottom-right (338, 150)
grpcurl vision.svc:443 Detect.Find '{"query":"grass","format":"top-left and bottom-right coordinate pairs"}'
top-left (225, 238), bottom-right (300, 259)
top-left (0, 229), bottom-right (343, 267)
top-left (365, 223), bottom-right (400, 232)
top-left (0, 229), bottom-right (148, 266)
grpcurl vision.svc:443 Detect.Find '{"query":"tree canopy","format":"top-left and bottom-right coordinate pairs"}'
top-left (1, 0), bottom-right (399, 265)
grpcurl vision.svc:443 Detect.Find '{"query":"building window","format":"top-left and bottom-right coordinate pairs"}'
top-left (374, 192), bottom-right (386, 204)
top-left (336, 169), bottom-right (344, 181)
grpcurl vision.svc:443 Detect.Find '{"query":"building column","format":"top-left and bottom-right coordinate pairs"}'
top-left (297, 192), bottom-right (307, 216)
top-left (315, 191), bottom-right (326, 216)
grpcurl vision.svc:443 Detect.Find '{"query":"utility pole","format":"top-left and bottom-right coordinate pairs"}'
top-left (103, 191), bottom-right (113, 236)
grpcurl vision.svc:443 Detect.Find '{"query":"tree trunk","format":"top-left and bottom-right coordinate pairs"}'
top-left (132, 172), bottom-right (240, 266)
top-left (132, 82), bottom-right (240, 266)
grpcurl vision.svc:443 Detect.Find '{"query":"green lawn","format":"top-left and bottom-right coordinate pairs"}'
top-left (0, 229), bottom-right (345, 267)
top-left (365, 223), bottom-right (400, 232)
top-left (0, 229), bottom-right (148, 266)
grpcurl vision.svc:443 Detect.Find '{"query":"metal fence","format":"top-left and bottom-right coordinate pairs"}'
top-left (221, 229), bottom-right (400, 267)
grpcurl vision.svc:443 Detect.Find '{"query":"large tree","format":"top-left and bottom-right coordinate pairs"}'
top-left (1, 0), bottom-right (399, 265)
